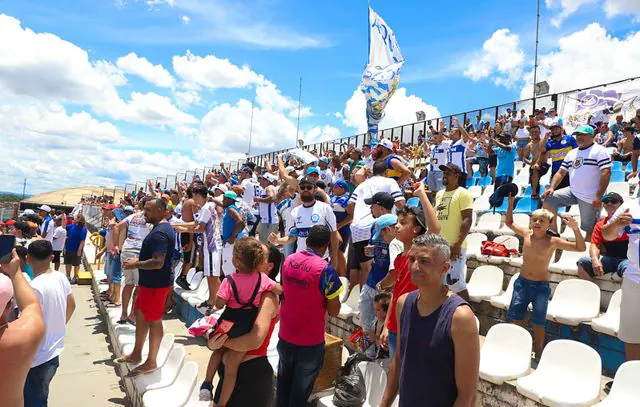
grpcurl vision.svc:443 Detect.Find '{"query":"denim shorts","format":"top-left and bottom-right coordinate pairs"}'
top-left (516, 139), bottom-right (529, 150)
top-left (577, 255), bottom-right (628, 278)
top-left (106, 252), bottom-right (122, 284)
top-left (508, 277), bottom-right (551, 326)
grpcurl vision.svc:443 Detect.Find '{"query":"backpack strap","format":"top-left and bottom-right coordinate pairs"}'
top-left (227, 273), bottom-right (262, 308)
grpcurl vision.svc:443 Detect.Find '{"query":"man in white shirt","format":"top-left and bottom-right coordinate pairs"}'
top-left (239, 166), bottom-right (261, 236)
top-left (255, 173), bottom-right (279, 244)
top-left (37, 205), bottom-right (54, 243)
top-left (24, 240), bottom-right (76, 407)
top-left (317, 158), bottom-right (334, 191)
top-left (346, 161), bottom-right (405, 290)
top-left (447, 117), bottom-right (471, 188)
top-left (542, 125), bottom-right (612, 240)
top-left (427, 131), bottom-right (451, 193)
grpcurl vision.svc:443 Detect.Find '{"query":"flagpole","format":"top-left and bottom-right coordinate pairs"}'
top-left (532, 0), bottom-right (540, 108)
top-left (247, 95), bottom-right (255, 157)
top-left (295, 76), bottom-right (302, 147)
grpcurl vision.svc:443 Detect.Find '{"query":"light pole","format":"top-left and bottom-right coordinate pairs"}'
top-left (532, 0), bottom-right (541, 109)
top-left (247, 95), bottom-right (255, 158)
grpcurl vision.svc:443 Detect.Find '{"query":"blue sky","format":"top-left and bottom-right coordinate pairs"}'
top-left (1, 0), bottom-right (640, 194)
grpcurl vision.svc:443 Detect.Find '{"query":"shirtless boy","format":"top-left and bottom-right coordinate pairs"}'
top-left (505, 195), bottom-right (586, 356)
top-left (524, 125), bottom-right (546, 199)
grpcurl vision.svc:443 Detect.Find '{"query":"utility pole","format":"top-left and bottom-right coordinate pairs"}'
top-left (295, 76), bottom-right (302, 147)
top-left (22, 178), bottom-right (26, 199)
top-left (248, 95), bottom-right (255, 157)
top-left (532, 0), bottom-right (541, 110)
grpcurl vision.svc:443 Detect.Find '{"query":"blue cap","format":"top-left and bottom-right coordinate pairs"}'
top-left (319, 157), bottom-right (329, 164)
top-left (334, 180), bottom-right (348, 190)
top-left (124, 206), bottom-right (134, 212)
top-left (306, 167), bottom-right (320, 175)
top-left (372, 214), bottom-right (398, 240)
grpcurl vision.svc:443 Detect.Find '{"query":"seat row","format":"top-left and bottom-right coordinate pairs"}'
top-left (480, 323), bottom-right (640, 406)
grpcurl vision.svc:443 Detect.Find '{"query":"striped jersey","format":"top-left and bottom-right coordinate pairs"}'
top-left (560, 143), bottom-right (612, 202)
top-left (447, 139), bottom-right (468, 173)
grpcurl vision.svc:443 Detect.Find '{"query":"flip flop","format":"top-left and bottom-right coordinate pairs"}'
top-left (125, 366), bottom-right (160, 378)
top-left (114, 355), bottom-right (140, 364)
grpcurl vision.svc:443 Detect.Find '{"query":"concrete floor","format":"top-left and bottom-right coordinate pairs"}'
top-left (49, 285), bottom-right (129, 407)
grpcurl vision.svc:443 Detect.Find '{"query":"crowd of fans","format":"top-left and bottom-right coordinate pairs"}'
top-left (2, 105), bottom-right (640, 406)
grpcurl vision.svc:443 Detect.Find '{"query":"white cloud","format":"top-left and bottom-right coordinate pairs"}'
top-left (146, 0), bottom-right (175, 7)
top-left (304, 125), bottom-right (341, 143)
top-left (181, 15), bottom-right (190, 24)
top-left (121, 92), bottom-right (198, 125)
top-left (520, 23), bottom-right (640, 98)
top-left (174, 89), bottom-right (202, 108)
top-left (603, 0), bottom-right (640, 17)
top-left (464, 29), bottom-right (524, 88)
top-left (547, 0), bottom-right (640, 26)
top-left (116, 52), bottom-right (175, 88)
top-left (173, 50), bottom-right (265, 89)
top-left (342, 88), bottom-right (441, 133)
top-left (93, 60), bottom-right (128, 87)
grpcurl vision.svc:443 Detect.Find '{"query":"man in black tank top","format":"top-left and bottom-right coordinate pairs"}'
top-left (380, 233), bottom-right (479, 407)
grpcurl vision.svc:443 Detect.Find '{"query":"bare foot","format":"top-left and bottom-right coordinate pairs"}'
top-left (126, 362), bottom-right (159, 377)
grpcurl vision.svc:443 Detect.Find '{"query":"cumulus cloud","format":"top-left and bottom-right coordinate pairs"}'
top-left (304, 125), bottom-right (342, 143)
top-left (464, 29), bottom-right (524, 89)
top-left (181, 15), bottom-right (191, 24)
top-left (519, 23), bottom-right (640, 98)
top-left (342, 88), bottom-right (441, 134)
top-left (116, 52), bottom-right (176, 88)
top-left (173, 51), bottom-right (265, 90)
top-left (547, 0), bottom-right (640, 26)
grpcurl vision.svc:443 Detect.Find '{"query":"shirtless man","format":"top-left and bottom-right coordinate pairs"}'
top-left (175, 187), bottom-right (198, 290)
top-left (505, 195), bottom-right (586, 356)
top-left (524, 125), bottom-right (546, 199)
top-left (613, 126), bottom-right (640, 180)
top-left (97, 212), bottom-right (121, 306)
top-left (0, 250), bottom-right (45, 407)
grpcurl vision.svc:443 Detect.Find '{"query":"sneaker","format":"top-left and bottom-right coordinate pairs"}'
top-left (199, 381), bottom-right (213, 401)
top-left (70, 277), bottom-right (78, 285)
top-left (175, 275), bottom-right (191, 290)
top-left (604, 380), bottom-right (613, 395)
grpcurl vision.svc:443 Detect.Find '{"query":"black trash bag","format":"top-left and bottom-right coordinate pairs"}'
top-left (332, 352), bottom-right (371, 407)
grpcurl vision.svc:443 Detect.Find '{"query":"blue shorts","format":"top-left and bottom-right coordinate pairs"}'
top-left (106, 252), bottom-right (122, 284)
top-left (388, 331), bottom-right (397, 358)
top-left (516, 140), bottom-right (529, 150)
top-left (577, 255), bottom-right (628, 278)
top-left (508, 277), bottom-right (550, 326)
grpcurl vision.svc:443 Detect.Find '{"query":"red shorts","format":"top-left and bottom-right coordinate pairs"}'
top-left (135, 286), bottom-right (170, 321)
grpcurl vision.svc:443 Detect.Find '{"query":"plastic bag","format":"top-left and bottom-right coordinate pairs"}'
top-left (332, 352), bottom-right (371, 407)
top-left (187, 315), bottom-right (217, 337)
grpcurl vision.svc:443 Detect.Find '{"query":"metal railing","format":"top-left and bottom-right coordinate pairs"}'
top-left (119, 76), bottom-right (640, 197)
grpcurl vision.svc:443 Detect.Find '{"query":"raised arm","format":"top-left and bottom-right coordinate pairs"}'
top-left (551, 216), bottom-right (586, 252)
top-left (413, 183), bottom-right (440, 234)
top-left (505, 196), bottom-right (527, 237)
top-left (278, 153), bottom-right (299, 190)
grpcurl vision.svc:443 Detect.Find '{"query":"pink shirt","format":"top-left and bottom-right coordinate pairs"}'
top-left (217, 272), bottom-right (277, 308)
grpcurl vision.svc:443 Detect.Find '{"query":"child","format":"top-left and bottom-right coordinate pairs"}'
top-left (199, 237), bottom-right (282, 404)
top-left (505, 195), bottom-right (586, 357)
top-left (372, 293), bottom-right (390, 359)
top-left (331, 180), bottom-right (351, 254)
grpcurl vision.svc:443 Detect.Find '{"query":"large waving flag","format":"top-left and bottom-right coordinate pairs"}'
top-left (360, 6), bottom-right (404, 141)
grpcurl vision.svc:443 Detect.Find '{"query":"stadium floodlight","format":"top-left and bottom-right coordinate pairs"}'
top-left (534, 81), bottom-right (550, 96)
top-left (416, 111), bottom-right (426, 122)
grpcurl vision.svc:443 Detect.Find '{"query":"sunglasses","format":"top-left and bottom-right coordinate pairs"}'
top-left (299, 185), bottom-right (314, 191)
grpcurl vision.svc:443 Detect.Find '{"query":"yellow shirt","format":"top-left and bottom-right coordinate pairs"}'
top-left (435, 187), bottom-right (474, 248)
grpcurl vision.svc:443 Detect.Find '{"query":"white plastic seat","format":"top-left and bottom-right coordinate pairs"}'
top-left (184, 278), bottom-right (210, 306)
top-left (548, 243), bottom-right (590, 275)
top-left (338, 277), bottom-right (350, 303)
top-left (123, 333), bottom-right (175, 369)
top-left (513, 171), bottom-right (529, 187)
top-left (480, 324), bottom-right (532, 384)
top-left (338, 285), bottom-right (361, 318)
top-left (472, 196), bottom-right (490, 213)
top-left (142, 361), bottom-right (198, 407)
top-left (516, 339), bottom-right (601, 406)
top-left (546, 279), bottom-right (600, 325)
top-left (342, 347), bottom-right (350, 366)
top-left (591, 289), bottom-right (622, 337)
top-left (593, 361), bottom-right (640, 406)
top-left (468, 185), bottom-right (482, 199)
top-left (174, 268), bottom-right (199, 296)
top-left (183, 381), bottom-right (214, 407)
top-left (472, 213), bottom-right (502, 234)
top-left (489, 273), bottom-right (520, 310)
top-left (317, 362), bottom-right (387, 407)
top-left (606, 182), bottom-right (630, 197)
top-left (465, 233), bottom-right (487, 260)
top-left (466, 265), bottom-right (504, 303)
top-left (486, 236), bottom-right (519, 265)
top-left (135, 346), bottom-right (185, 393)
top-left (497, 214), bottom-right (530, 236)
top-left (481, 184), bottom-right (495, 198)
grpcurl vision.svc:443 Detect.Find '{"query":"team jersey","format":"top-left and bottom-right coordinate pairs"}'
top-left (448, 139), bottom-right (468, 173)
top-left (429, 141), bottom-right (451, 171)
top-left (384, 155), bottom-right (405, 180)
top-left (318, 168), bottom-right (334, 190)
top-left (258, 185), bottom-right (278, 224)
top-left (560, 143), bottom-right (612, 202)
top-left (197, 202), bottom-right (222, 252)
top-left (287, 200), bottom-right (337, 255)
top-left (331, 193), bottom-right (351, 235)
top-left (545, 135), bottom-right (578, 174)
top-left (241, 178), bottom-right (261, 214)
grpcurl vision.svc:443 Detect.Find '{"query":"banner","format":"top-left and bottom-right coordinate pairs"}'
top-left (558, 82), bottom-right (640, 134)
top-left (360, 7), bottom-right (404, 141)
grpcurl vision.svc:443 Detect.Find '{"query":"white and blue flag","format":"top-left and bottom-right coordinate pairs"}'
top-left (360, 7), bottom-right (404, 141)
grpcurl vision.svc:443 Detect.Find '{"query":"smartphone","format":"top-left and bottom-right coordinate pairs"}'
top-left (0, 235), bottom-right (16, 264)
top-left (112, 208), bottom-right (126, 222)
top-left (213, 320), bottom-right (235, 336)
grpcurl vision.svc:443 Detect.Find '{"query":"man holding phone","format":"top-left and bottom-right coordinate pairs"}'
top-left (0, 248), bottom-right (45, 407)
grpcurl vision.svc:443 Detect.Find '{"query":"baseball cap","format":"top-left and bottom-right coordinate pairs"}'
top-left (319, 157), bottom-right (329, 164)
top-left (403, 205), bottom-right (427, 231)
top-left (600, 192), bottom-right (624, 203)
top-left (549, 117), bottom-right (563, 128)
top-left (0, 274), bottom-right (13, 316)
top-left (240, 166), bottom-right (252, 174)
top-left (438, 163), bottom-right (463, 174)
top-left (261, 173), bottom-right (277, 183)
top-left (285, 166), bottom-right (296, 173)
top-left (372, 214), bottom-right (398, 240)
top-left (213, 184), bottom-right (229, 193)
top-left (102, 204), bottom-right (116, 211)
top-left (37, 205), bottom-right (51, 212)
top-left (124, 206), bottom-right (135, 212)
top-left (223, 191), bottom-right (239, 201)
top-left (377, 139), bottom-right (394, 150)
top-left (334, 180), bottom-right (348, 190)
top-left (364, 192), bottom-right (395, 210)
top-left (5, 219), bottom-right (16, 226)
top-left (20, 209), bottom-right (36, 217)
top-left (306, 167), bottom-right (320, 176)
top-left (573, 124), bottom-right (595, 136)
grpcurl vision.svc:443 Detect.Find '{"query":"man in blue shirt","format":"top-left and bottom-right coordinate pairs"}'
top-left (120, 198), bottom-right (176, 377)
top-left (492, 133), bottom-right (518, 189)
top-left (218, 191), bottom-right (246, 276)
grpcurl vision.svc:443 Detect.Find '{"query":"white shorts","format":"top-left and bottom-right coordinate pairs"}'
top-left (222, 243), bottom-right (236, 276)
top-left (620, 278), bottom-right (640, 344)
top-left (444, 249), bottom-right (467, 293)
top-left (121, 251), bottom-right (139, 286)
top-left (203, 248), bottom-right (221, 277)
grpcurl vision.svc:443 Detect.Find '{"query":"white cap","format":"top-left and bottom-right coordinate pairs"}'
top-left (377, 139), bottom-right (394, 150)
top-left (20, 209), bottom-right (36, 217)
top-left (262, 173), bottom-right (278, 183)
top-left (549, 117), bottom-right (563, 128)
top-left (213, 184), bottom-right (228, 193)
top-left (285, 166), bottom-right (296, 173)
top-left (36, 205), bottom-right (51, 212)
